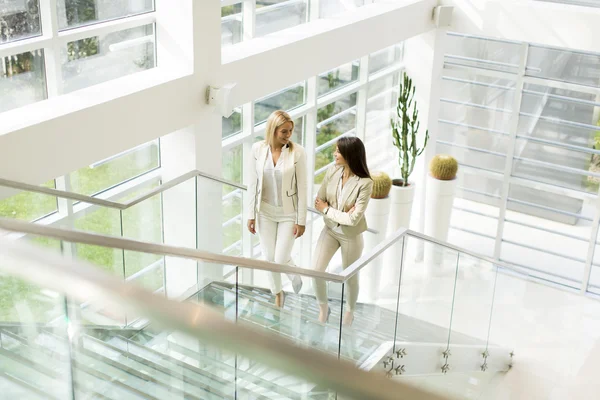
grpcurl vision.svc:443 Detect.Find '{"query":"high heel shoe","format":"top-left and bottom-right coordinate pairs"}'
top-left (291, 275), bottom-right (303, 294)
top-left (319, 307), bottom-right (331, 324)
top-left (275, 291), bottom-right (285, 308)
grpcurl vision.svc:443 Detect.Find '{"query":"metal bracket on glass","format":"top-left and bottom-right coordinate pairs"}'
top-left (394, 365), bottom-right (405, 376)
top-left (383, 356), bottom-right (395, 369)
top-left (441, 363), bottom-right (450, 374)
top-left (442, 349), bottom-right (451, 359)
top-left (395, 348), bottom-right (407, 359)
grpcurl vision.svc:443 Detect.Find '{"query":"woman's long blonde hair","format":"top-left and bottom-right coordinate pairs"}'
top-left (265, 110), bottom-right (294, 151)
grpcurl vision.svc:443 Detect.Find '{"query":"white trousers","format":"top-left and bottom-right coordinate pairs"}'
top-left (312, 227), bottom-right (363, 312)
top-left (257, 202), bottom-right (297, 294)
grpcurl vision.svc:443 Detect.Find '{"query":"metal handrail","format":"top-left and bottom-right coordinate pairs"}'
top-left (0, 214), bottom-right (530, 286)
top-left (0, 169), bottom-right (378, 233)
top-left (0, 217), bottom-right (345, 282)
top-left (0, 235), bottom-right (446, 400)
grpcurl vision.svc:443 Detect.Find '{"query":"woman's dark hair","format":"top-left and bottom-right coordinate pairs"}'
top-left (336, 137), bottom-right (371, 179)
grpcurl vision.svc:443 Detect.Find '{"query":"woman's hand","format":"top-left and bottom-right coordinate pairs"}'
top-left (294, 224), bottom-right (305, 239)
top-left (348, 206), bottom-right (356, 214)
top-left (247, 219), bottom-right (256, 234)
top-left (315, 198), bottom-right (329, 213)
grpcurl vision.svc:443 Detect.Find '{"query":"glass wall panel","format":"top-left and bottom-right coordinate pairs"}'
top-left (121, 183), bottom-right (164, 293)
top-left (314, 93), bottom-right (357, 183)
top-left (222, 145), bottom-right (243, 256)
top-left (526, 45), bottom-right (600, 88)
top-left (0, 236), bottom-right (62, 323)
top-left (70, 140), bottom-right (160, 196)
top-left (588, 229), bottom-right (600, 294)
top-left (255, 0), bottom-right (307, 38)
top-left (0, 1), bottom-right (41, 43)
top-left (221, 3), bottom-right (242, 47)
top-left (369, 44), bottom-right (403, 75)
top-left (319, 0), bottom-right (365, 18)
top-left (445, 33), bottom-right (521, 74)
top-left (222, 109), bottom-right (243, 139)
top-left (442, 70), bottom-right (515, 107)
top-left (365, 72), bottom-right (399, 172)
top-left (317, 61), bottom-right (359, 97)
top-left (0, 49), bottom-right (47, 113)
top-left (73, 207), bottom-right (124, 277)
top-left (254, 82), bottom-right (305, 125)
top-left (61, 23), bottom-right (156, 94)
top-left (57, 0), bottom-right (154, 30)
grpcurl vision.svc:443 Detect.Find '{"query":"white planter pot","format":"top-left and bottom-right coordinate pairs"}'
top-left (362, 196), bottom-right (391, 302)
top-left (388, 182), bottom-right (416, 234)
top-left (384, 182), bottom-right (415, 286)
top-left (424, 175), bottom-right (457, 267)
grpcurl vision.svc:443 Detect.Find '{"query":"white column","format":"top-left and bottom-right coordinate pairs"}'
top-left (160, 128), bottom-right (198, 298)
top-left (302, 77), bottom-right (318, 271)
top-left (242, 0), bottom-right (256, 40)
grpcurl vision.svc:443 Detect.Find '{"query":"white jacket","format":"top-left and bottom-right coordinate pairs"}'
top-left (247, 141), bottom-right (308, 226)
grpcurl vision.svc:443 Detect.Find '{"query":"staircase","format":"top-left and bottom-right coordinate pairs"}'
top-left (0, 281), bottom-right (511, 399)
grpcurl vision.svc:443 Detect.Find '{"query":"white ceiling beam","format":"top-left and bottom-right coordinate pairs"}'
top-left (220, 0), bottom-right (437, 106)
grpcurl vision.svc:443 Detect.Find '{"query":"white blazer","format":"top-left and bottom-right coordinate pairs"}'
top-left (248, 141), bottom-right (308, 225)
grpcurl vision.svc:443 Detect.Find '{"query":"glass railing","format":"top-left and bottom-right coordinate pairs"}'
top-left (0, 212), bottom-right (515, 381)
top-left (0, 224), bottom-right (449, 400)
top-left (0, 171), bottom-right (377, 295)
top-left (0, 170), bottom-right (515, 380)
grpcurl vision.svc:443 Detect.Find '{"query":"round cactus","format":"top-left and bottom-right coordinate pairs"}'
top-left (429, 154), bottom-right (458, 180)
top-left (371, 171), bottom-right (392, 199)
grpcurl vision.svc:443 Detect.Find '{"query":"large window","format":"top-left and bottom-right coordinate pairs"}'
top-left (0, 0), bottom-right (156, 114)
top-left (0, 1), bottom-right (41, 43)
top-left (220, 0), bottom-right (371, 50)
top-left (314, 93), bottom-right (358, 183)
top-left (439, 32), bottom-right (600, 293)
top-left (0, 180), bottom-right (57, 221)
top-left (254, 82), bottom-right (306, 125)
top-left (61, 24), bottom-right (156, 94)
top-left (221, 3), bottom-right (242, 47)
top-left (57, 0), bottom-right (154, 29)
top-left (0, 49), bottom-right (47, 113)
top-left (70, 140), bottom-right (160, 196)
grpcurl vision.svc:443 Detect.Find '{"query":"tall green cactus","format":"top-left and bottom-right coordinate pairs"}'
top-left (391, 73), bottom-right (429, 187)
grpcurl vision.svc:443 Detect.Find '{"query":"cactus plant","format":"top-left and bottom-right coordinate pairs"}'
top-left (391, 72), bottom-right (429, 187)
top-left (371, 172), bottom-right (392, 199)
top-left (429, 154), bottom-right (458, 181)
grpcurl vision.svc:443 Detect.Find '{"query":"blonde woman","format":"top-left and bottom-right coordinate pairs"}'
top-left (247, 110), bottom-right (308, 308)
top-left (313, 137), bottom-right (373, 326)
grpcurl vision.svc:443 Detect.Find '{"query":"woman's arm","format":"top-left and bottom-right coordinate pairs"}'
top-left (324, 180), bottom-right (373, 226)
top-left (295, 147), bottom-right (308, 226)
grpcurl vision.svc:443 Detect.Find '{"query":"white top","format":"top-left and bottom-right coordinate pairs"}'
top-left (262, 147), bottom-right (285, 207)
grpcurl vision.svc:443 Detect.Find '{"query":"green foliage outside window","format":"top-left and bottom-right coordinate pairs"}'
top-left (0, 181), bottom-right (57, 221)
top-left (314, 71), bottom-right (358, 184)
top-left (222, 4), bottom-right (242, 17)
